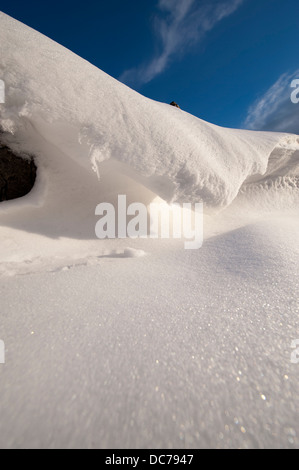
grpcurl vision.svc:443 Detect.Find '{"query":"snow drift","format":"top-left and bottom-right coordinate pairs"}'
top-left (0, 12), bottom-right (299, 450)
top-left (0, 11), bottom-right (298, 215)
top-left (0, 11), bottom-right (298, 274)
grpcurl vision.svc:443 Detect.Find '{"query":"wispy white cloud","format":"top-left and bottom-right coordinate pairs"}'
top-left (119, 0), bottom-right (244, 87)
top-left (244, 70), bottom-right (299, 135)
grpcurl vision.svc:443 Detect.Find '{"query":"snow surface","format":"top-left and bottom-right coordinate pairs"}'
top-left (0, 12), bottom-right (299, 449)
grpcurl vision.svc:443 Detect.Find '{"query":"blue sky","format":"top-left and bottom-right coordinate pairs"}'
top-left (1, 0), bottom-right (298, 132)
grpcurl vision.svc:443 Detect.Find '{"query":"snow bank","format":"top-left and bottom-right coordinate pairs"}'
top-left (0, 11), bottom-right (298, 216)
top-left (0, 13), bottom-right (299, 450)
top-left (0, 11), bottom-right (298, 274)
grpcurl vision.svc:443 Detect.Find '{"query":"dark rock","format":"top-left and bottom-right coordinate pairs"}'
top-left (170, 101), bottom-right (180, 109)
top-left (0, 144), bottom-right (37, 202)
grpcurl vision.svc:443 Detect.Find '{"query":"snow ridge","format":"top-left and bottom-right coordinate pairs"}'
top-left (0, 11), bottom-right (298, 213)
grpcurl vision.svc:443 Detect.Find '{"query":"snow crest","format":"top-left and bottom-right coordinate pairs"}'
top-left (0, 12), bottom-right (298, 275)
top-left (0, 12), bottom-right (298, 213)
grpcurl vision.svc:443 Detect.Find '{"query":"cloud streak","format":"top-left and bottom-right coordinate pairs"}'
top-left (119, 0), bottom-right (244, 88)
top-left (244, 70), bottom-right (299, 135)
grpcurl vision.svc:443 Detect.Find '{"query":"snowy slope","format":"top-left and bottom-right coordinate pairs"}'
top-left (1, 220), bottom-right (299, 449)
top-left (0, 12), bottom-right (299, 449)
top-left (1, 12), bottom-right (299, 271)
top-left (0, 11), bottom-right (298, 209)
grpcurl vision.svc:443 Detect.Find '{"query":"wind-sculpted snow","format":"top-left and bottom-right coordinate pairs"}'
top-left (0, 12), bottom-right (298, 213)
top-left (1, 13), bottom-right (299, 450)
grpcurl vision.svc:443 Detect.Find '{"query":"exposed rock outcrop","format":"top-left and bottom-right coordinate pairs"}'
top-left (170, 101), bottom-right (180, 109)
top-left (0, 144), bottom-right (37, 202)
